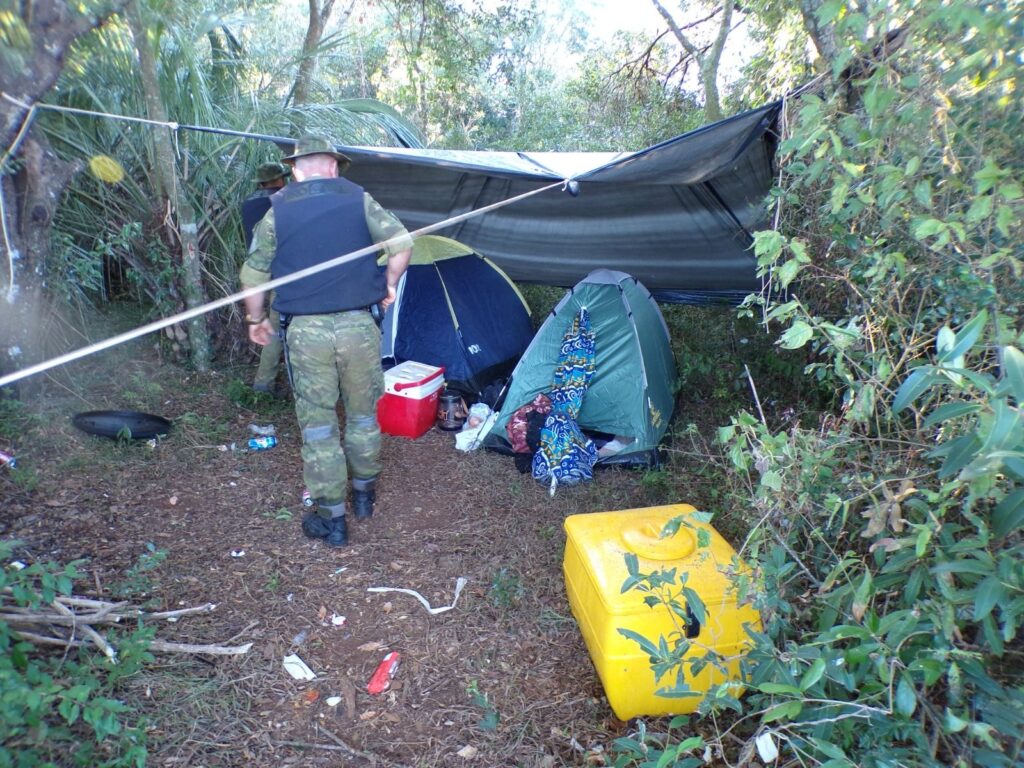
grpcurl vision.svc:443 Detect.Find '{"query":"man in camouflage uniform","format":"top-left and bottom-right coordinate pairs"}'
top-left (240, 135), bottom-right (412, 547)
top-left (241, 161), bottom-right (290, 395)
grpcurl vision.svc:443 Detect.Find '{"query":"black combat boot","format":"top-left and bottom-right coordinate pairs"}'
top-left (352, 476), bottom-right (377, 520)
top-left (303, 499), bottom-right (348, 546)
top-left (325, 515), bottom-right (348, 547)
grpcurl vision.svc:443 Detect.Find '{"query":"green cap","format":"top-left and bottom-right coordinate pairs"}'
top-left (281, 133), bottom-right (352, 173)
top-left (254, 161), bottom-right (291, 184)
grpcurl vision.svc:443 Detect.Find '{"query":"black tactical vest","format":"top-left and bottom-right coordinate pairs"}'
top-left (240, 190), bottom-right (273, 249)
top-left (269, 177), bottom-right (387, 315)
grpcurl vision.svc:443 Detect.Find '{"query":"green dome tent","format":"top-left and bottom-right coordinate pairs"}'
top-left (482, 270), bottom-right (677, 466)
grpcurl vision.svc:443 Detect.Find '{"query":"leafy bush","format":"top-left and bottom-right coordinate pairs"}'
top-left (619, 2), bottom-right (1022, 766)
top-left (0, 544), bottom-right (151, 767)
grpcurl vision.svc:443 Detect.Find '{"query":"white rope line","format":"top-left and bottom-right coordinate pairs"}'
top-left (1, 92), bottom-right (180, 131)
top-left (0, 178), bottom-right (570, 389)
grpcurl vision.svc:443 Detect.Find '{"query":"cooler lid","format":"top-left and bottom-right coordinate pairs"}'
top-left (564, 505), bottom-right (748, 615)
top-left (383, 360), bottom-right (444, 386)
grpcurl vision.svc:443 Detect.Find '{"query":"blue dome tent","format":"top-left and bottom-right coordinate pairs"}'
top-left (380, 236), bottom-right (533, 397)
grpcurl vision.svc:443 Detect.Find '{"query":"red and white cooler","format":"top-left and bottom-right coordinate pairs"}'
top-left (377, 361), bottom-right (445, 439)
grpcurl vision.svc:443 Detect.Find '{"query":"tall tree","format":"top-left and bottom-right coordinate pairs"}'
top-left (288, 0), bottom-right (359, 130)
top-left (125, 0), bottom-right (212, 371)
top-left (649, 0), bottom-right (736, 122)
top-left (0, 0), bottom-right (127, 388)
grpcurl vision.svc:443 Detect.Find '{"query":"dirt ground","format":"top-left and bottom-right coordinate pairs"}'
top-left (0, 346), bottom-right (723, 767)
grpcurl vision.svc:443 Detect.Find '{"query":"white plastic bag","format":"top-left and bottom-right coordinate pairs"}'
top-left (455, 404), bottom-right (495, 452)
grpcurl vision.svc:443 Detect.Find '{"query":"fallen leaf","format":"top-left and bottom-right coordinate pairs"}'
top-left (359, 710), bottom-right (377, 721)
top-left (317, 605), bottom-right (328, 621)
top-left (358, 641), bottom-right (386, 652)
top-left (389, 561), bottom-right (403, 572)
top-left (457, 745), bottom-right (478, 759)
top-left (382, 602), bottom-right (393, 614)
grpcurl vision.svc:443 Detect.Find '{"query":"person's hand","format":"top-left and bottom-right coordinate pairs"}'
top-left (248, 318), bottom-right (274, 346)
top-left (380, 283), bottom-right (397, 311)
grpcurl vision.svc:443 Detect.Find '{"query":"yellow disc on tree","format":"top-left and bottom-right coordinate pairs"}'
top-left (89, 154), bottom-right (125, 184)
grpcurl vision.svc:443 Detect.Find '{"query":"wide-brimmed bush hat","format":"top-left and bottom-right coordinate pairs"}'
top-left (254, 161), bottom-right (291, 184)
top-left (281, 134), bottom-right (352, 173)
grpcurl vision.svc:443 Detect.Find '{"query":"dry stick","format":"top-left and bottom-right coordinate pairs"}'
top-left (147, 640), bottom-right (252, 655)
top-left (271, 741), bottom-right (354, 753)
top-left (13, 630), bottom-right (251, 656)
top-left (51, 598), bottom-right (118, 662)
top-left (744, 364), bottom-right (768, 425)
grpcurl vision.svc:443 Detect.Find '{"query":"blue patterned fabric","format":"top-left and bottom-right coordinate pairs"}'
top-left (532, 309), bottom-right (598, 490)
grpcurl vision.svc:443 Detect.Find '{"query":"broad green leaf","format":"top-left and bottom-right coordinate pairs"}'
top-left (936, 325), bottom-right (955, 356)
top-left (757, 682), bottom-right (803, 696)
top-left (780, 321), bottom-right (814, 350)
top-left (761, 470), bottom-right (783, 491)
top-left (942, 311), bottom-right (988, 364)
top-left (893, 368), bottom-right (937, 412)
top-left (967, 195), bottom-right (993, 222)
top-left (933, 434), bottom-right (981, 479)
top-left (974, 575), bottom-right (1005, 620)
top-left (830, 180), bottom-right (850, 215)
top-left (800, 658), bottom-right (826, 691)
top-left (681, 586), bottom-right (707, 625)
top-left (923, 401), bottom-right (981, 426)
top-left (895, 676), bottom-right (917, 717)
top-left (995, 205), bottom-right (1014, 237)
top-left (945, 709), bottom-right (969, 733)
top-left (763, 700), bottom-right (803, 722)
top-left (777, 259), bottom-right (801, 288)
top-left (1002, 346), bottom-right (1024, 404)
top-left (617, 628), bottom-right (660, 658)
top-left (851, 570), bottom-right (873, 621)
top-left (913, 218), bottom-right (946, 240)
top-left (993, 488), bottom-right (1024, 538)
top-left (753, 230), bottom-right (784, 261)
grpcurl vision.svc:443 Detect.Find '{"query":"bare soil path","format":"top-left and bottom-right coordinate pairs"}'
top-left (1, 351), bottom-right (700, 767)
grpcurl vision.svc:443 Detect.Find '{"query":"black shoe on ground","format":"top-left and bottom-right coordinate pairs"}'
top-left (325, 515), bottom-right (348, 547)
top-left (302, 513), bottom-right (332, 539)
top-left (353, 488), bottom-right (375, 520)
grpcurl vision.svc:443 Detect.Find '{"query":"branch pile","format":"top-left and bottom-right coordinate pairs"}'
top-left (1, 595), bottom-right (253, 661)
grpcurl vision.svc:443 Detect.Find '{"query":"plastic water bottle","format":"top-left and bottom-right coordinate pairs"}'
top-left (247, 436), bottom-right (277, 451)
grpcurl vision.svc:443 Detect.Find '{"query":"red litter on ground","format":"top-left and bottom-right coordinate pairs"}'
top-left (367, 651), bottom-right (400, 695)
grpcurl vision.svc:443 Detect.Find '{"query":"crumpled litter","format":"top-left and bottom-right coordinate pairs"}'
top-left (367, 577), bottom-right (468, 615)
top-left (282, 653), bottom-right (316, 681)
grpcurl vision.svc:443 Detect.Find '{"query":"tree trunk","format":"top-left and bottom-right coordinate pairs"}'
top-left (650, 0), bottom-right (733, 123)
top-left (290, 0), bottom-right (351, 131)
top-left (125, 0), bottom-right (211, 371)
top-left (798, 0), bottom-right (841, 66)
top-left (0, 0), bottom-right (127, 390)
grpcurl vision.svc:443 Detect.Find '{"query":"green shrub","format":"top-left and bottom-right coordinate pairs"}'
top-left (0, 543), bottom-right (151, 767)
top-left (621, 2), bottom-right (1023, 766)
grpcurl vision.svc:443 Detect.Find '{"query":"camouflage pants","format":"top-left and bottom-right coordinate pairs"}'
top-left (285, 311), bottom-right (383, 503)
top-left (253, 306), bottom-right (282, 389)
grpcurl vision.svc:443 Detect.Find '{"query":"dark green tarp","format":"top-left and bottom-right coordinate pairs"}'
top-left (333, 101), bottom-right (781, 303)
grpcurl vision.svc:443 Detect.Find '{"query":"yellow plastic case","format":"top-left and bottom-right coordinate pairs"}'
top-left (563, 504), bottom-right (762, 719)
